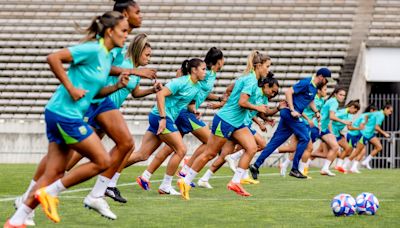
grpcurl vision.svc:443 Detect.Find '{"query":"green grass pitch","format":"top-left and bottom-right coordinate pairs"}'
top-left (0, 164), bottom-right (399, 227)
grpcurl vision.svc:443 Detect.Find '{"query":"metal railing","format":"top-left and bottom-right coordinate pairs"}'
top-left (369, 131), bottom-right (400, 169)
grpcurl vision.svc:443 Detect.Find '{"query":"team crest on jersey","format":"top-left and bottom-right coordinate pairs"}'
top-left (97, 66), bottom-right (103, 71)
top-left (79, 126), bottom-right (87, 135)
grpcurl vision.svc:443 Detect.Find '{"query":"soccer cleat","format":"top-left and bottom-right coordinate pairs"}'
top-left (83, 195), bottom-right (117, 220)
top-left (320, 169), bottom-right (336, 176)
top-left (350, 168), bottom-right (361, 174)
top-left (361, 161), bottom-right (372, 170)
top-left (227, 181), bottom-right (251, 197)
top-left (225, 155), bottom-right (237, 173)
top-left (289, 169), bottom-right (307, 179)
top-left (197, 180), bottom-right (213, 189)
top-left (3, 220), bottom-right (26, 228)
top-left (158, 185), bottom-right (181, 195)
top-left (303, 167), bottom-right (309, 176)
top-left (105, 187), bottom-right (127, 203)
top-left (249, 164), bottom-right (259, 180)
top-left (177, 178), bottom-right (191, 200)
top-left (334, 166), bottom-right (347, 174)
top-left (13, 196), bottom-right (35, 226)
top-left (240, 178), bottom-right (260, 185)
top-left (34, 188), bottom-right (60, 223)
top-left (176, 172), bottom-right (196, 187)
top-left (136, 176), bottom-right (151, 190)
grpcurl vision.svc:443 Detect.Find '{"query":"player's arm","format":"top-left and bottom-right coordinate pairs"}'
top-left (375, 124), bottom-right (390, 138)
top-left (110, 66), bottom-right (157, 79)
top-left (132, 81), bottom-right (162, 98)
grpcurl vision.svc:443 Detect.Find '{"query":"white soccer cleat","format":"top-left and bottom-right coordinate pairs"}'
top-left (320, 169), bottom-right (336, 177)
top-left (14, 196), bottom-right (36, 226)
top-left (197, 180), bottom-right (213, 189)
top-left (361, 161), bottom-right (372, 170)
top-left (158, 185), bottom-right (181, 196)
top-left (225, 155), bottom-right (237, 173)
top-left (84, 195), bottom-right (117, 220)
top-left (350, 168), bottom-right (361, 174)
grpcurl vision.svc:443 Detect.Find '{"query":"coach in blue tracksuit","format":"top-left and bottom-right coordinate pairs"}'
top-left (250, 68), bottom-right (332, 179)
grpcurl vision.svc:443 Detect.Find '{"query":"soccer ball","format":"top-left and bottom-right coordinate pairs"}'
top-left (356, 192), bottom-right (379, 215)
top-left (331, 193), bottom-right (356, 216)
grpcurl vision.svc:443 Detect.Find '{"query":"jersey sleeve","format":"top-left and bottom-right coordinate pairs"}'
top-left (68, 42), bottom-right (97, 65)
top-left (329, 100), bottom-right (339, 112)
top-left (375, 113), bottom-right (385, 126)
top-left (241, 79), bottom-right (257, 96)
top-left (292, 78), bottom-right (309, 94)
top-left (111, 47), bottom-right (124, 66)
top-left (165, 77), bottom-right (183, 95)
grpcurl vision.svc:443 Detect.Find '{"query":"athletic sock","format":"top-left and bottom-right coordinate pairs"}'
top-left (9, 204), bottom-right (33, 226)
top-left (142, 170), bottom-right (152, 181)
top-left (232, 168), bottom-right (245, 184)
top-left (200, 169), bottom-right (214, 182)
top-left (89, 176), bottom-right (110, 198)
top-left (108, 172), bottom-right (120, 188)
top-left (343, 158), bottom-right (350, 169)
top-left (160, 174), bottom-right (173, 188)
top-left (272, 148), bottom-right (279, 154)
top-left (299, 161), bottom-right (306, 173)
top-left (336, 159), bottom-right (344, 167)
top-left (184, 168), bottom-right (197, 185)
top-left (230, 150), bottom-right (244, 161)
top-left (363, 155), bottom-right (373, 164)
top-left (22, 179), bottom-right (36, 201)
top-left (306, 159), bottom-right (311, 168)
top-left (242, 170), bottom-right (250, 179)
top-left (45, 179), bottom-right (66, 197)
top-left (281, 158), bottom-right (291, 169)
top-left (322, 159), bottom-right (331, 171)
top-left (351, 161), bottom-right (359, 170)
top-left (181, 164), bottom-right (190, 175)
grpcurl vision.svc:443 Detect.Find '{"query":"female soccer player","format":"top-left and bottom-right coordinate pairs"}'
top-left (332, 99), bottom-right (362, 173)
top-left (198, 78), bottom-right (280, 188)
top-left (122, 58), bottom-right (206, 192)
top-left (132, 47), bottom-right (224, 194)
top-left (317, 87), bottom-right (351, 176)
top-left (178, 50), bottom-right (279, 199)
top-left (249, 68), bottom-right (331, 180)
top-left (347, 103), bottom-right (393, 172)
top-left (5, 11), bottom-right (129, 227)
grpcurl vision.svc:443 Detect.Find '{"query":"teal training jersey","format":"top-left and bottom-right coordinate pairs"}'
top-left (361, 110), bottom-right (385, 138)
top-left (244, 87), bottom-right (269, 125)
top-left (332, 108), bottom-right (353, 137)
top-left (194, 70), bottom-right (217, 109)
top-left (217, 71), bottom-right (258, 128)
top-left (302, 94), bottom-right (325, 126)
top-left (106, 46), bottom-right (141, 108)
top-left (348, 112), bottom-right (374, 136)
top-left (320, 97), bottom-right (339, 131)
top-left (46, 39), bottom-right (112, 119)
top-left (151, 75), bottom-right (201, 121)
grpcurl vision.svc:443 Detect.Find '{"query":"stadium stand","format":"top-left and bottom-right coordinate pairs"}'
top-left (0, 0), bottom-right (362, 121)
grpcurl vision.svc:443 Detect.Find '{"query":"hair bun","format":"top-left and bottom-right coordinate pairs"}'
top-left (266, 71), bottom-right (274, 78)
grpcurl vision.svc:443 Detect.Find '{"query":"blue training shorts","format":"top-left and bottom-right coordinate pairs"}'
top-left (175, 109), bottom-right (206, 135)
top-left (347, 133), bottom-right (361, 148)
top-left (84, 97), bottom-right (118, 130)
top-left (147, 112), bottom-right (178, 135)
top-left (211, 114), bottom-right (246, 139)
top-left (45, 109), bottom-right (94, 145)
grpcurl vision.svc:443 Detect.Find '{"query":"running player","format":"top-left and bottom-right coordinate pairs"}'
top-left (249, 68), bottom-right (331, 180)
top-left (122, 58), bottom-right (206, 194)
top-left (5, 12), bottom-right (129, 227)
top-left (178, 51), bottom-right (279, 199)
top-left (133, 47), bottom-right (224, 194)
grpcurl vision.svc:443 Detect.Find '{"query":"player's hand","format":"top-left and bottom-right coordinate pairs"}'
top-left (153, 81), bottom-right (163, 92)
top-left (359, 123), bottom-right (365, 130)
top-left (383, 132), bottom-right (390, 138)
top-left (315, 111), bottom-right (321, 121)
top-left (265, 118), bottom-right (275, 126)
top-left (176, 69), bottom-right (183, 78)
top-left (194, 111), bottom-right (202, 120)
top-left (344, 120), bottom-right (352, 126)
top-left (117, 71), bottom-right (130, 89)
top-left (256, 105), bottom-right (268, 114)
top-left (68, 87), bottom-right (87, 101)
top-left (259, 124), bottom-right (267, 132)
top-left (157, 119), bottom-right (166, 135)
top-left (290, 110), bottom-right (301, 118)
top-left (278, 100), bottom-right (288, 109)
top-left (207, 102), bottom-right (222, 109)
top-left (308, 119), bottom-right (315, 128)
top-left (133, 68), bottom-right (157, 79)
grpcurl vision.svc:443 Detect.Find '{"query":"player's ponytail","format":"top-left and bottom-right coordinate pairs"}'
top-left (364, 103), bottom-right (377, 112)
top-left (81, 11), bottom-right (125, 42)
top-left (244, 50), bottom-right (270, 74)
top-left (181, 58), bottom-right (204, 75)
top-left (258, 71), bottom-right (279, 88)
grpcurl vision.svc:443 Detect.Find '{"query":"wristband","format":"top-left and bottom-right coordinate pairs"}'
top-left (160, 116), bottom-right (166, 119)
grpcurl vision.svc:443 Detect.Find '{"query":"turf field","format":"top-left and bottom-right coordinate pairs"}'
top-left (0, 164), bottom-right (399, 227)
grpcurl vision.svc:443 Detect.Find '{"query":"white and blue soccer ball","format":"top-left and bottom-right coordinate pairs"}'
top-left (356, 192), bottom-right (379, 215)
top-left (331, 193), bottom-right (356, 216)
